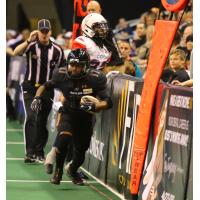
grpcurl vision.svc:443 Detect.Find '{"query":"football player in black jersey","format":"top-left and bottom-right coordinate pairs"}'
top-left (31, 48), bottom-right (112, 185)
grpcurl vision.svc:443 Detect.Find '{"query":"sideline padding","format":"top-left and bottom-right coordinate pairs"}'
top-left (130, 20), bottom-right (179, 197)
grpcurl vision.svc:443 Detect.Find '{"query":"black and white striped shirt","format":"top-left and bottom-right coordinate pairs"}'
top-left (24, 40), bottom-right (66, 85)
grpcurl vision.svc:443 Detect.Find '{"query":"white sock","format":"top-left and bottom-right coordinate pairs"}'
top-left (44, 147), bottom-right (56, 165)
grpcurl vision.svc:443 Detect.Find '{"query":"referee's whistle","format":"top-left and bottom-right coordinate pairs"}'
top-left (35, 83), bottom-right (41, 87)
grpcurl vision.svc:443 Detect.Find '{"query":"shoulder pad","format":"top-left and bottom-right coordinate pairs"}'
top-left (88, 70), bottom-right (107, 88)
top-left (58, 67), bottom-right (67, 74)
top-left (52, 67), bottom-right (67, 82)
top-left (89, 69), bottom-right (102, 77)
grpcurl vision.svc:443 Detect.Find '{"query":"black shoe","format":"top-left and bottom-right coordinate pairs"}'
top-left (66, 165), bottom-right (84, 185)
top-left (24, 155), bottom-right (36, 163)
top-left (78, 171), bottom-right (89, 180)
top-left (45, 163), bottom-right (53, 174)
top-left (36, 155), bottom-right (45, 164)
top-left (50, 169), bottom-right (63, 185)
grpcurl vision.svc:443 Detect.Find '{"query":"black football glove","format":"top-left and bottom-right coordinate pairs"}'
top-left (31, 97), bottom-right (42, 113)
top-left (80, 102), bottom-right (96, 113)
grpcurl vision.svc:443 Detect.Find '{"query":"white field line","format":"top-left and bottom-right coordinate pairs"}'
top-left (6, 158), bottom-right (122, 199)
top-left (6, 180), bottom-right (98, 184)
top-left (6, 158), bottom-right (24, 160)
top-left (6, 129), bottom-right (23, 132)
top-left (80, 167), bottom-right (125, 200)
top-left (6, 142), bottom-right (24, 144)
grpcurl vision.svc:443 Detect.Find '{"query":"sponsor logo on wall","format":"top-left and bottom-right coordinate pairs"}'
top-left (87, 131), bottom-right (105, 161)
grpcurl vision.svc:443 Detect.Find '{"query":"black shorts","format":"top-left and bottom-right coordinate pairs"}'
top-left (57, 111), bottom-right (94, 151)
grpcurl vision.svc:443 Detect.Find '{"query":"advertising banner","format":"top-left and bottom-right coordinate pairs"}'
top-left (139, 86), bottom-right (193, 200)
top-left (160, 86), bottom-right (193, 200)
top-left (106, 74), bottom-right (143, 198)
top-left (83, 111), bottom-right (110, 182)
top-left (83, 74), bottom-right (117, 181)
top-left (185, 142), bottom-right (193, 200)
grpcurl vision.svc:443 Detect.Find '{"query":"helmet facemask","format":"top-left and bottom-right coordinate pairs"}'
top-left (92, 22), bottom-right (109, 39)
top-left (67, 59), bottom-right (89, 79)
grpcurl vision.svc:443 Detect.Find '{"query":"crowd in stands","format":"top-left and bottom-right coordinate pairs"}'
top-left (6, 3), bottom-right (193, 122)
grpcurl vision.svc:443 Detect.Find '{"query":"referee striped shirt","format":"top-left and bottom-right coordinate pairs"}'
top-left (24, 40), bottom-right (66, 85)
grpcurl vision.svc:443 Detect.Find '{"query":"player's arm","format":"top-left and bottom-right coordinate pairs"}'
top-left (35, 69), bottom-right (60, 97)
top-left (80, 71), bottom-right (112, 114)
top-left (34, 85), bottom-right (47, 98)
top-left (80, 95), bottom-right (110, 113)
top-left (95, 99), bottom-right (109, 112)
top-left (31, 68), bottom-right (62, 112)
top-left (31, 80), bottom-right (55, 113)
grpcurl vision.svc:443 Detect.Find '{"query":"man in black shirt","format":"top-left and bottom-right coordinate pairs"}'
top-left (14, 19), bottom-right (66, 163)
top-left (31, 48), bottom-right (112, 185)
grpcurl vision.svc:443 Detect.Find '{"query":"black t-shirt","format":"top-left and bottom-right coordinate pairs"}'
top-left (172, 68), bottom-right (190, 82)
top-left (161, 68), bottom-right (190, 83)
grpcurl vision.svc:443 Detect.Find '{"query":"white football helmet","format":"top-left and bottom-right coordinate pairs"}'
top-left (81, 13), bottom-right (109, 39)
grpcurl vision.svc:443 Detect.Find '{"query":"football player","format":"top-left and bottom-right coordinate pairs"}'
top-left (31, 48), bottom-right (112, 185)
top-left (72, 13), bottom-right (123, 70)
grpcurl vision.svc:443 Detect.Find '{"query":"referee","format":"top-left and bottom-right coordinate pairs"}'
top-left (14, 19), bottom-right (66, 163)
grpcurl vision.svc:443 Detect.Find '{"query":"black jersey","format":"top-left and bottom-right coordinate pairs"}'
top-left (44, 67), bottom-right (112, 112)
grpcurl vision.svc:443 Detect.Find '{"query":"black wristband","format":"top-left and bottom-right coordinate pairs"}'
top-left (26, 40), bottom-right (31, 44)
top-left (34, 96), bottom-right (41, 100)
top-left (58, 106), bottom-right (65, 113)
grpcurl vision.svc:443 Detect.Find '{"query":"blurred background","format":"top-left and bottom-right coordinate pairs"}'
top-left (6, 0), bottom-right (160, 35)
top-left (6, 0), bottom-right (193, 122)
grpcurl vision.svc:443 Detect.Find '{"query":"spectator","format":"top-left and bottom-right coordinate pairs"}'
top-left (161, 49), bottom-right (190, 83)
top-left (104, 40), bottom-right (143, 77)
top-left (133, 25), bottom-right (154, 74)
top-left (6, 29), bottom-right (30, 121)
top-left (179, 11), bottom-right (193, 34)
top-left (171, 30), bottom-right (182, 51)
top-left (172, 79), bottom-right (193, 87)
top-left (132, 23), bottom-right (146, 49)
top-left (160, 68), bottom-right (175, 83)
top-left (86, 0), bottom-right (101, 14)
top-left (140, 10), bottom-right (157, 26)
top-left (63, 31), bottom-right (72, 49)
top-left (115, 18), bottom-right (133, 41)
top-left (160, 11), bottom-right (170, 20)
top-left (180, 25), bottom-right (193, 47)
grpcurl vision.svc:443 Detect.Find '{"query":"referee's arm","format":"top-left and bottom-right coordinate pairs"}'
top-left (13, 30), bottom-right (38, 56)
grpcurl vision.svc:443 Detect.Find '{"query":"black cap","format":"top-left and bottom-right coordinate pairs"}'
top-left (38, 19), bottom-right (51, 31)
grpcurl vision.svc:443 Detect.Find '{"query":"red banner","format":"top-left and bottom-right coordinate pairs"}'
top-left (130, 20), bottom-right (179, 197)
top-left (72, 0), bottom-right (90, 41)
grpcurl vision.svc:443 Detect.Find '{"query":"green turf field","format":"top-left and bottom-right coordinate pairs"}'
top-left (6, 120), bottom-right (121, 200)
